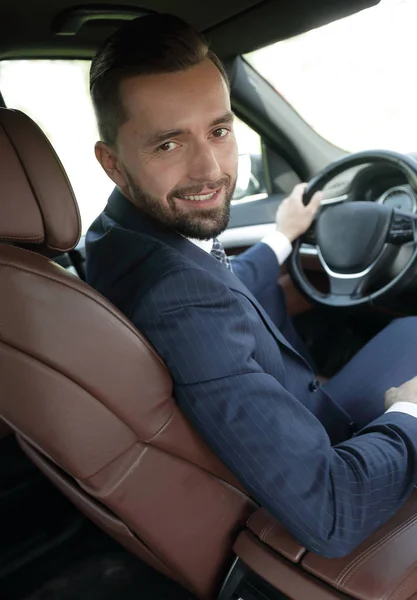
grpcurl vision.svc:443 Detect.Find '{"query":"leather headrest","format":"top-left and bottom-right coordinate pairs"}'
top-left (0, 108), bottom-right (81, 254)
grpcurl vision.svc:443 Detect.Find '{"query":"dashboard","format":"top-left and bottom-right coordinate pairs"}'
top-left (323, 158), bottom-right (417, 213)
top-left (376, 185), bottom-right (416, 213)
top-left (351, 166), bottom-right (417, 213)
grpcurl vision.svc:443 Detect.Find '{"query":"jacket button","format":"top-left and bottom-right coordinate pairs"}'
top-left (309, 379), bottom-right (320, 392)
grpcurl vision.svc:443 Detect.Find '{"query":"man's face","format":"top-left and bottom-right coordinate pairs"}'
top-left (112, 59), bottom-right (238, 239)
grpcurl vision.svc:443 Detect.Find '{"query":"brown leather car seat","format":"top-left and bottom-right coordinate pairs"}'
top-left (0, 107), bottom-right (256, 598)
top-left (0, 419), bottom-right (12, 438)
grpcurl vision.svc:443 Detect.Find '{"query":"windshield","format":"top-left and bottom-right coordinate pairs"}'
top-left (245, 0), bottom-right (417, 153)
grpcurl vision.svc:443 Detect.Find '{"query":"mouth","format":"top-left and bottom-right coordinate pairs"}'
top-left (174, 188), bottom-right (223, 207)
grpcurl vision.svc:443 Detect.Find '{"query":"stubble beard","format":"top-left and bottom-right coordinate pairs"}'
top-left (124, 170), bottom-right (236, 240)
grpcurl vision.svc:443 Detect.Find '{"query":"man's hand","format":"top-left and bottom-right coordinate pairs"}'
top-left (385, 376), bottom-right (417, 410)
top-left (275, 183), bottom-right (323, 242)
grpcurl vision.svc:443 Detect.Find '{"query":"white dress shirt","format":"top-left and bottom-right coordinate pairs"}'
top-left (189, 230), bottom-right (293, 265)
top-left (188, 231), bottom-right (417, 422)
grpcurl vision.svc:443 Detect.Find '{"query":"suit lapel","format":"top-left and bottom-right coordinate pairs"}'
top-left (105, 188), bottom-right (309, 366)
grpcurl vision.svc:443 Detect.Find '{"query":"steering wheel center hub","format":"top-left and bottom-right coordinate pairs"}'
top-left (317, 201), bottom-right (392, 274)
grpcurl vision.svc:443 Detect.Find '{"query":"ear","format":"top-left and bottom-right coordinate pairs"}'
top-left (94, 141), bottom-right (127, 188)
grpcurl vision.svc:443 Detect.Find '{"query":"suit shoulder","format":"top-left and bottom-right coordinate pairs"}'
top-left (86, 215), bottom-right (223, 318)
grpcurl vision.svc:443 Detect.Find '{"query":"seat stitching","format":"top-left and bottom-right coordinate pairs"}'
top-left (258, 518), bottom-right (275, 541)
top-left (0, 234), bottom-right (43, 240)
top-left (80, 445), bottom-right (148, 498)
top-left (337, 515), bottom-right (416, 586)
top-left (262, 520), bottom-right (276, 543)
top-left (143, 407), bottom-right (177, 444)
top-left (257, 519), bottom-right (270, 539)
top-left (386, 564), bottom-right (417, 600)
top-left (337, 515), bottom-right (417, 586)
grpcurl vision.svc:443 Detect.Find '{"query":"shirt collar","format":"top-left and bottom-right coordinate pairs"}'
top-left (187, 238), bottom-right (214, 254)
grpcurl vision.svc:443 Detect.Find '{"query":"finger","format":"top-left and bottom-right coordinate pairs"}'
top-left (308, 191), bottom-right (323, 214)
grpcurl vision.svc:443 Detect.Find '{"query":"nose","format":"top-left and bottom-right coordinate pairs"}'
top-left (188, 140), bottom-right (222, 182)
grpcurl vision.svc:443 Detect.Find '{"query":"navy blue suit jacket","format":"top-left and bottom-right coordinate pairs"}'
top-left (86, 188), bottom-right (417, 557)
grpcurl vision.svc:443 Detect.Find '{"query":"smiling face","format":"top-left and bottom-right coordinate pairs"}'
top-left (96, 58), bottom-right (238, 239)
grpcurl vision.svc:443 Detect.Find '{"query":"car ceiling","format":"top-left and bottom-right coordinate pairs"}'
top-left (0, 0), bottom-right (380, 59)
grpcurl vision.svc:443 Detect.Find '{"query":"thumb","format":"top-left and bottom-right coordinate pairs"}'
top-left (385, 386), bottom-right (398, 410)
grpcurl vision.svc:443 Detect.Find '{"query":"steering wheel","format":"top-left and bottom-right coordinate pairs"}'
top-left (288, 150), bottom-right (417, 308)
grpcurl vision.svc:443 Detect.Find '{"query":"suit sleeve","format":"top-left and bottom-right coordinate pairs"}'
top-left (231, 241), bottom-right (281, 298)
top-left (131, 267), bottom-right (417, 558)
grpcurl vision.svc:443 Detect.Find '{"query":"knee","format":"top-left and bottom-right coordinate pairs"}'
top-left (390, 316), bottom-right (417, 326)
top-left (387, 316), bottom-right (417, 334)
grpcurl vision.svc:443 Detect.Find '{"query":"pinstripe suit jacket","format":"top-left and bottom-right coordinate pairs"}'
top-left (86, 188), bottom-right (417, 557)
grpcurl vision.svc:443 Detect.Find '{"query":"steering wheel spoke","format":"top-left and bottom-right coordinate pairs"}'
top-left (327, 272), bottom-right (368, 302)
top-left (318, 243), bottom-right (373, 302)
top-left (328, 274), bottom-right (363, 297)
top-left (320, 192), bottom-right (351, 207)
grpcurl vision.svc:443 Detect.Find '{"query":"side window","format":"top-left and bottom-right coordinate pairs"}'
top-left (233, 117), bottom-right (267, 201)
top-left (0, 60), bottom-right (269, 233)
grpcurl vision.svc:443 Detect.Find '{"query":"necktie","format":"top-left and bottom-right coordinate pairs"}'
top-left (211, 237), bottom-right (233, 271)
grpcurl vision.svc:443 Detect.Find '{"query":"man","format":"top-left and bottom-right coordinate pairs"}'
top-left (86, 13), bottom-right (417, 558)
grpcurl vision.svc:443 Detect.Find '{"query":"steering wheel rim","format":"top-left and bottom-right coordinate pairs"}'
top-left (288, 150), bottom-right (417, 308)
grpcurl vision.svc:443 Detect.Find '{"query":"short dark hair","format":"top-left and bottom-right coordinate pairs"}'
top-left (90, 13), bottom-right (230, 147)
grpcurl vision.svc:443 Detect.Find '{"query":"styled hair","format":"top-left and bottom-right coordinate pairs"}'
top-left (90, 13), bottom-right (229, 146)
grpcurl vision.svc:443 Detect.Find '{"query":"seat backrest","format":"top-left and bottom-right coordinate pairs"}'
top-left (0, 108), bottom-right (256, 599)
top-left (0, 419), bottom-right (12, 439)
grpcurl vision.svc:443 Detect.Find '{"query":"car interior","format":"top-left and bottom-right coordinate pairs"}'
top-left (2, 0), bottom-right (417, 599)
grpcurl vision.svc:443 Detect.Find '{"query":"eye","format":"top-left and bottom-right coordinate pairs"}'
top-left (212, 127), bottom-right (229, 139)
top-left (158, 141), bottom-right (178, 152)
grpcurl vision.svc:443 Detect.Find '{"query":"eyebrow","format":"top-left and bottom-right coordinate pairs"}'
top-left (144, 111), bottom-right (234, 148)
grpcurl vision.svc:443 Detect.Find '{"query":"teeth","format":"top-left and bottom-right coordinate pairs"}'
top-left (182, 192), bottom-right (216, 201)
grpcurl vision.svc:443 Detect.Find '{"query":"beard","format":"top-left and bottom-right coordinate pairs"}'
top-left (124, 170), bottom-right (236, 240)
